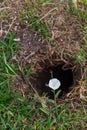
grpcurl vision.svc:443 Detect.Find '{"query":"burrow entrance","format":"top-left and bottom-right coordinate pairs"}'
top-left (32, 64), bottom-right (74, 99)
top-left (15, 33), bottom-right (82, 99)
top-left (15, 27), bottom-right (83, 99)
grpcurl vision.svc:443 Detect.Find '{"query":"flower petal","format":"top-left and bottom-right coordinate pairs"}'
top-left (48, 78), bottom-right (61, 90)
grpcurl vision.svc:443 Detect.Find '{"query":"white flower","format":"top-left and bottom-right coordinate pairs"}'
top-left (48, 78), bottom-right (61, 90)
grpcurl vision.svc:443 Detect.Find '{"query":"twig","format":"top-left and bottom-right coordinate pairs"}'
top-left (0, 7), bottom-right (11, 12)
top-left (29, 7), bottom-right (58, 26)
top-left (39, 7), bottom-right (58, 21)
top-left (4, 16), bottom-right (16, 37)
top-left (0, 21), bottom-right (3, 37)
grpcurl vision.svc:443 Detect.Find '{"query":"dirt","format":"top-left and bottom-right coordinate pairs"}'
top-left (0, 0), bottom-right (87, 100)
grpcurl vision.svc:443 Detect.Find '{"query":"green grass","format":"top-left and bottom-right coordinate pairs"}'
top-left (20, 0), bottom-right (52, 38)
top-left (67, 0), bottom-right (87, 23)
top-left (67, 1), bottom-right (87, 65)
top-left (80, 0), bottom-right (87, 6)
top-left (73, 44), bottom-right (87, 64)
top-left (72, 25), bottom-right (87, 64)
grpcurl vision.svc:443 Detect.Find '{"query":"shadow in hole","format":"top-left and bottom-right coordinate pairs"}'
top-left (36, 65), bottom-right (74, 99)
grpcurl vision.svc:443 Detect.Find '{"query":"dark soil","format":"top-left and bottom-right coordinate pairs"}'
top-left (31, 64), bottom-right (74, 99)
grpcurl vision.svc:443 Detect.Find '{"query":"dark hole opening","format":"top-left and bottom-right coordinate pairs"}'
top-left (36, 64), bottom-right (74, 99)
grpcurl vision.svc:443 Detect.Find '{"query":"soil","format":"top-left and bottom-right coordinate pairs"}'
top-left (0, 0), bottom-right (87, 100)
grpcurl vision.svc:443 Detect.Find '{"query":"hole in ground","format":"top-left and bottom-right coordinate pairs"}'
top-left (35, 64), bottom-right (74, 99)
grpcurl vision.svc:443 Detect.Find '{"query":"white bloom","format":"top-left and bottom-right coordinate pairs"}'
top-left (48, 78), bottom-right (61, 90)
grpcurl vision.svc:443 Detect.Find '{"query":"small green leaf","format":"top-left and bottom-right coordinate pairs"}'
top-left (40, 107), bottom-right (49, 115)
